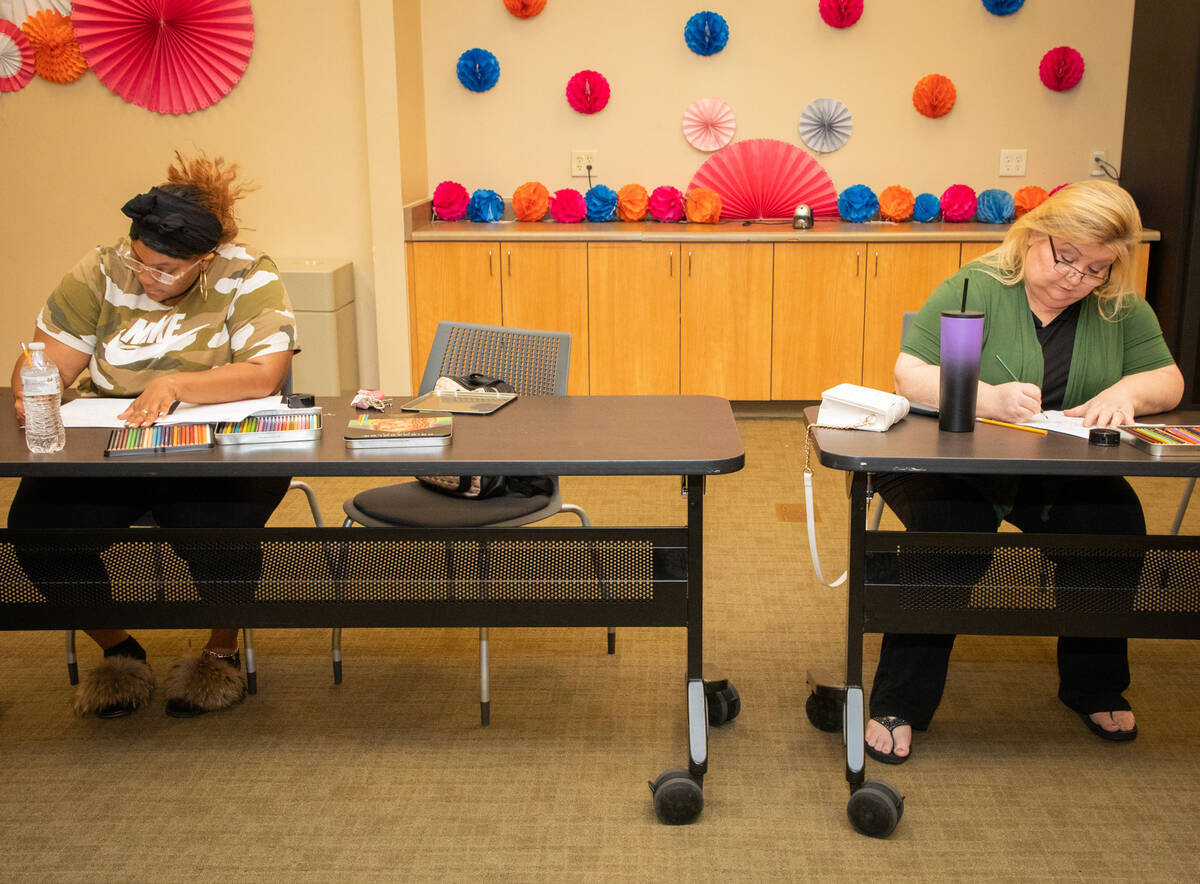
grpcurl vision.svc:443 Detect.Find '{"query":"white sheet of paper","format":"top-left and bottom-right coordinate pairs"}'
top-left (1021, 410), bottom-right (1093, 439)
top-left (60, 396), bottom-right (284, 428)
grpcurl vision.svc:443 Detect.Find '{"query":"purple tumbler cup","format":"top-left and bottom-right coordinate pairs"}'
top-left (939, 310), bottom-right (984, 432)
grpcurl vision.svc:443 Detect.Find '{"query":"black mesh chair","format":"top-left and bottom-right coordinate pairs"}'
top-left (339, 321), bottom-right (604, 724)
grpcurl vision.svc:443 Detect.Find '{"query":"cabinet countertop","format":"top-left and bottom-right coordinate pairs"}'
top-left (409, 219), bottom-right (1161, 244)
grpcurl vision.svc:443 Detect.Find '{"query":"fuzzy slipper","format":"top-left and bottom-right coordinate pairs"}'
top-left (1080, 711), bottom-right (1138, 743)
top-left (163, 653), bottom-right (247, 718)
top-left (865, 715), bottom-right (912, 765)
top-left (74, 656), bottom-right (155, 718)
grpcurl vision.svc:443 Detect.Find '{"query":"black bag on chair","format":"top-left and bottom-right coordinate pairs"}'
top-left (417, 374), bottom-right (554, 500)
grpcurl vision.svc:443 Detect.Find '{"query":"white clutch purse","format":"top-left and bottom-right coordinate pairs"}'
top-left (815, 383), bottom-right (910, 432)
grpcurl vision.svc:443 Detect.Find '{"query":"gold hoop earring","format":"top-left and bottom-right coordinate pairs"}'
top-left (201, 267), bottom-right (208, 301)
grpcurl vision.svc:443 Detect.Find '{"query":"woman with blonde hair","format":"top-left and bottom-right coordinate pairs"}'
top-left (864, 180), bottom-right (1183, 764)
top-left (8, 152), bottom-right (297, 719)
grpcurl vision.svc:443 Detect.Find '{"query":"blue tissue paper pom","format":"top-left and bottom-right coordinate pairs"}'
top-left (976, 189), bottom-right (1015, 224)
top-left (982, 0), bottom-right (1024, 15)
top-left (585, 185), bottom-right (618, 222)
top-left (467, 189), bottom-right (505, 222)
top-left (913, 192), bottom-right (941, 222)
top-left (837, 184), bottom-right (879, 223)
top-left (684, 11), bottom-right (729, 56)
top-left (457, 48), bottom-right (500, 92)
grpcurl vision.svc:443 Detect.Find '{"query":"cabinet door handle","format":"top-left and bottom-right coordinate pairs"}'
top-left (856, 250), bottom-right (861, 276)
top-left (874, 249), bottom-right (879, 277)
top-left (507, 249), bottom-right (512, 276)
top-left (688, 251), bottom-right (693, 276)
top-left (488, 250), bottom-right (493, 276)
top-left (669, 250), bottom-right (673, 276)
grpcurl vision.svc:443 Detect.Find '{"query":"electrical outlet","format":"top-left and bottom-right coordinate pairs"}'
top-left (999, 148), bottom-right (1027, 177)
top-left (1091, 149), bottom-right (1107, 176)
top-left (570, 150), bottom-right (596, 178)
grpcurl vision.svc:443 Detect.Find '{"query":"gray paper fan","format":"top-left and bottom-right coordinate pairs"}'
top-left (798, 97), bottom-right (853, 153)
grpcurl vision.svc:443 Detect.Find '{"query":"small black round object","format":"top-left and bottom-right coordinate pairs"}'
top-left (1089, 427), bottom-right (1120, 447)
top-left (287, 393), bottom-right (316, 408)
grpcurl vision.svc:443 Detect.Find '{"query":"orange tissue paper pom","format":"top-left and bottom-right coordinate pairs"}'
top-left (1014, 185), bottom-right (1049, 217)
top-left (879, 185), bottom-right (915, 222)
top-left (512, 181), bottom-right (549, 221)
top-left (504, 0), bottom-right (547, 17)
top-left (617, 184), bottom-right (649, 222)
top-left (685, 188), bottom-right (722, 223)
top-left (912, 73), bottom-right (956, 118)
top-left (22, 9), bottom-right (87, 84)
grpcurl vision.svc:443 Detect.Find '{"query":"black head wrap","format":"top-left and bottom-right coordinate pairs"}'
top-left (120, 187), bottom-right (222, 258)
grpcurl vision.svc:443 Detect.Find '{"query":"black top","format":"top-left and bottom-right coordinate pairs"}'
top-left (0, 392), bottom-right (746, 479)
top-left (1033, 300), bottom-right (1082, 411)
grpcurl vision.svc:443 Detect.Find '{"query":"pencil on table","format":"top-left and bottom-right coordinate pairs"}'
top-left (977, 417), bottom-right (1048, 435)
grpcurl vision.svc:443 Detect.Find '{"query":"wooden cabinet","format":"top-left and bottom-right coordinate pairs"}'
top-left (680, 243), bottom-right (773, 399)
top-left (409, 235), bottom-right (1154, 400)
top-left (409, 241), bottom-right (587, 395)
top-left (773, 242), bottom-right (959, 396)
top-left (409, 242), bottom-right (502, 389)
top-left (588, 242), bottom-right (680, 394)
top-left (772, 243), bottom-right (866, 400)
top-left (499, 242), bottom-right (589, 394)
top-left (861, 243), bottom-right (962, 391)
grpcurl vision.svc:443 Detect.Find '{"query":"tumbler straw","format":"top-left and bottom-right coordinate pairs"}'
top-left (961, 277), bottom-right (969, 312)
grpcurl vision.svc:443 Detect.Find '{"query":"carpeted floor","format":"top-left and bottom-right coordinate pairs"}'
top-left (2, 409), bottom-right (1200, 881)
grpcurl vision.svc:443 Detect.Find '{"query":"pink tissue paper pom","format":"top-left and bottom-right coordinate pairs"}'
top-left (648, 186), bottom-right (685, 222)
top-left (566, 70), bottom-right (611, 114)
top-left (940, 184), bottom-right (977, 222)
top-left (1039, 46), bottom-right (1084, 92)
top-left (549, 188), bottom-right (586, 223)
top-left (819, 0), bottom-right (863, 29)
top-left (432, 180), bottom-right (469, 221)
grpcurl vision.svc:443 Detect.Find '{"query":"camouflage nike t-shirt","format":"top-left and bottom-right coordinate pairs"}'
top-left (36, 238), bottom-right (297, 397)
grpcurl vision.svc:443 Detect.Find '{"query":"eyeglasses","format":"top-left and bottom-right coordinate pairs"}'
top-left (116, 244), bottom-right (205, 286)
top-left (1047, 236), bottom-right (1112, 287)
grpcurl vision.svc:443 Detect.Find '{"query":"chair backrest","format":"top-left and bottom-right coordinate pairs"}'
top-left (418, 322), bottom-right (571, 397)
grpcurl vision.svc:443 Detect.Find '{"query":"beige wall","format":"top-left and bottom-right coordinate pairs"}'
top-left (419, 0), bottom-right (1135, 197)
top-left (0, 0), bottom-right (396, 389)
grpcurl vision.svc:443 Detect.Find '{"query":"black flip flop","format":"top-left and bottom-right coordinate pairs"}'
top-left (865, 715), bottom-right (912, 765)
top-left (1079, 711), bottom-right (1138, 742)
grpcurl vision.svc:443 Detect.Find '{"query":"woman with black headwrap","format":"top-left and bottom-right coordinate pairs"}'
top-left (8, 152), bottom-right (297, 719)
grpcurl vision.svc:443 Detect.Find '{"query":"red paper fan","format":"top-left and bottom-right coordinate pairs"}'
top-left (71, 0), bottom-right (254, 115)
top-left (687, 138), bottom-right (839, 220)
top-left (0, 19), bottom-right (36, 92)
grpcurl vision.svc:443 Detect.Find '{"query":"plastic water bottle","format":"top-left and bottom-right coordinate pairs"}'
top-left (20, 343), bottom-right (65, 453)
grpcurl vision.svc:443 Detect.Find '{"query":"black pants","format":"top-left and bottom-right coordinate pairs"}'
top-left (869, 472), bottom-right (1145, 728)
top-left (7, 476), bottom-right (291, 615)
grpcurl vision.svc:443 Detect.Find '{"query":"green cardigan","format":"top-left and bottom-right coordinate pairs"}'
top-left (901, 263), bottom-right (1175, 409)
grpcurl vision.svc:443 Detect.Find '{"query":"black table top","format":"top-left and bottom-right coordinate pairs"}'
top-left (806, 406), bottom-right (1200, 477)
top-left (0, 391), bottom-right (745, 479)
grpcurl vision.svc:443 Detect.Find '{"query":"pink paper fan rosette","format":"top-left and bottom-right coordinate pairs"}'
top-left (566, 69), bottom-right (609, 114)
top-left (688, 138), bottom-right (839, 220)
top-left (819, 0), bottom-right (863, 28)
top-left (940, 184), bottom-right (977, 222)
top-left (649, 186), bottom-right (685, 222)
top-left (432, 180), bottom-right (470, 221)
top-left (1039, 46), bottom-right (1084, 91)
top-left (549, 188), bottom-right (586, 223)
top-left (0, 19), bottom-right (36, 92)
top-left (682, 97), bottom-right (736, 151)
top-left (71, 0), bottom-right (254, 114)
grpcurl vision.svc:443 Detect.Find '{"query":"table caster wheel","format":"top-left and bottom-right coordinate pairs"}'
top-left (847, 780), bottom-right (905, 838)
top-left (648, 768), bottom-right (704, 824)
top-left (806, 691), bottom-right (842, 733)
top-left (706, 682), bottom-right (740, 726)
